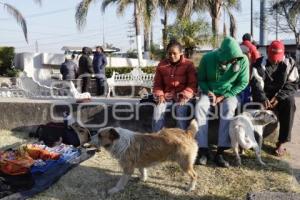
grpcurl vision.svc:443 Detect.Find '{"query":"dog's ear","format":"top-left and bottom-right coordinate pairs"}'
top-left (253, 110), bottom-right (265, 119)
top-left (109, 128), bottom-right (120, 140)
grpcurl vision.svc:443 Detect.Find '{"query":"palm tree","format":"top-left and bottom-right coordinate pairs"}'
top-left (271, 0), bottom-right (300, 64)
top-left (168, 18), bottom-right (211, 58)
top-left (159, 0), bottom-right (178, 50)
top-left (0, 2), bottom-right (28, 43)
top-left (177, 0), bottom-right (240, 46)
top-left (0, 0), bottom-right (42, 43)
top-left (143, 0), bottom-right (158, 59)
top-left (76, 0), bottom-right (148, 66)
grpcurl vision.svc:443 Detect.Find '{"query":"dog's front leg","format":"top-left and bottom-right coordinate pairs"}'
top-left (108, 174), bottom-right (131, 195)
top-left (258, 135), bottom-right (263, 150)
top-left (139, 168), bottom-right (148, 182)
top-left (254, 145), bottom-right (265, 166)
top-left (233, 142), bottom-right (242, 166)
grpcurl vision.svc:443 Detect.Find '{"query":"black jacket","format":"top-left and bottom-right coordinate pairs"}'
top-left (78, 54), bottom-right (93, 75)
top-left (60, 60), bottom-right (78, 80)
top-left (92, 52), bottom-right (107, 75)
top-left (251, 56), bottom-right (299, 102)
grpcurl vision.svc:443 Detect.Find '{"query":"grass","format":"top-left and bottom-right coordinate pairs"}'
top-left (1, 130), bottom-right (299, 200)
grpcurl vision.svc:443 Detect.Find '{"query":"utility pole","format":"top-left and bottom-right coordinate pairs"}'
top-left (35, 40), bottom-right (39, 53)
top-left (275, 0), bottom-right (279, 40)
top-left (251, 0), bottom-right (253, 36)
top-left (259, 0), bottom-right (268, 46)
top-left (127, 21), bottom-right (135, 50)
top-left (102, 14), bottom-right (105, 47)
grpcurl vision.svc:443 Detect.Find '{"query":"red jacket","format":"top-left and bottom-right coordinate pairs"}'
top-left (241, 40), bottom-right (261, 64)
top-left (153, 56), bottom-right (197, 101)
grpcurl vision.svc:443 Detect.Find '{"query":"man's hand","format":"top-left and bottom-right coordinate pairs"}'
top-left (270, 96), bottom-right (279, 109)
top-left (215, 96), bottom-right (225, 104)
top-left (263, 99), bottom-right (271, 109)
top-left (158, 95), bottom-right (165, 105)
top-left (208, 92), bottom-right (216, 106)
top-left (179, 97), bottom-right (189, 106)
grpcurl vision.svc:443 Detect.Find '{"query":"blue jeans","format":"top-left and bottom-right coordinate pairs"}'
top-left (239, 85), bottom-right (251, 106)
top-left (195, 95), bottom-right (239, 148)
top-left (152, 101), bottom-right (192, 132)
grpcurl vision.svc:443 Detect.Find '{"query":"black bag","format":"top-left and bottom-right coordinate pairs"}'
top-left (34, 122), bottom-right (90, 147)
top-left (35, 122), bottom-right (65, 147)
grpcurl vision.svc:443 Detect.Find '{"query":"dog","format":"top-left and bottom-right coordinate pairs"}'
top-left (90, 120), bottom-right (199, 195)
top-left (229, 110), bottom-right (277, 166)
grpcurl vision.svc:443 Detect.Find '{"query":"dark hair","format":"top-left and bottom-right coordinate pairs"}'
top-left (96, 46), bottom-right (104, 52)
top-left (82, 47), bottom-right (90, 55)
top-left (242, 33), bottom-right (252, 41)
top-left (166, 39), bottom-right (183, 52)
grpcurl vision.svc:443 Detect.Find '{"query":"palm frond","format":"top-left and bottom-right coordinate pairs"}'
top-left (75, 0), bottom-right (93, 31)
top-left (225, 0), bottom-right (241, 10)
top-left (101, 0), bottom-right (119, 12)
top-left (117, 0), bottom-right (132, 15)
top-left (143, 0), bottom-right (158, 26)
top-left (1, 2), bottom-right (28, 43)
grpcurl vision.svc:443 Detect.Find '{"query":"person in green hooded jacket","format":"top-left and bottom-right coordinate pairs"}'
top-left (195, 37), bottom-right (249, 167)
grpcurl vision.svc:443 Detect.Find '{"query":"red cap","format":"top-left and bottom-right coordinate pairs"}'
top-left (268, 40), bottom-right (285, 63)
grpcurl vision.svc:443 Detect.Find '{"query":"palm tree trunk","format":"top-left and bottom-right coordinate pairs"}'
top-left (134, 1), bottom-right (143, 67)
top-left (162, 8), bottom-right (168, 50)
top-left (210, 0), bottom-right (222, 47)
top-left (212, 16), bottom-right (219, 46)
top-left (296, 33), bottom-right (300, 65)
top-left (144, 24), bottom-right (150, 59)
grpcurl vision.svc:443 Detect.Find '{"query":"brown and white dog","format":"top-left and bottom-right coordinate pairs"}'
top-left (229, 110), bottom-right (278, 166)
top-left (90, 120), bottom-right (199, 195)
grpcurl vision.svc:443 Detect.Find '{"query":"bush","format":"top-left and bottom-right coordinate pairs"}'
top-left (6, 68), bottom-right (20, 77)
top-left (0, 47), bottom-right (15, 76)
top-left (150, 44), bottom-right (166, 60)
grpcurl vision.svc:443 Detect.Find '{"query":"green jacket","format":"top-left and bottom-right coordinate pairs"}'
top-left (198, 37), bottom-right (249, 98)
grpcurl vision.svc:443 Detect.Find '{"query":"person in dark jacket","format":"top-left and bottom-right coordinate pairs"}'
top-left (251, 40), bottom-right (299, 156)
top-left (60, 54), bottom-right (78, 81)
top-left (93, 46), bottom-right (107, 96)
top-left (78, 47), bottom-right (93, 93)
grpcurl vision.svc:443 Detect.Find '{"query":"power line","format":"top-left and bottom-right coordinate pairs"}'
top-left (0, 7), bottom-right (75, 21)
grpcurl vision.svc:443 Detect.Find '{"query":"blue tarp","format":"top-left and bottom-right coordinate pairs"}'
top-left (1, 148), bottom-right (94, 200)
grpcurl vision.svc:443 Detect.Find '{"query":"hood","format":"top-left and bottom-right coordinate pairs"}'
top-left (82, 47), bottom-right (91, 55)
top-left (217, 37), bottom-right (244, 63)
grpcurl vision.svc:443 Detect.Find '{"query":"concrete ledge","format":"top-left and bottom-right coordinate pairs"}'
top-left (0, 98), bottom-right (278, 144)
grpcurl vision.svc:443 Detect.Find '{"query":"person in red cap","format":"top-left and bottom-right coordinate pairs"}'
top-left (251, 40), bottom-right (299, 156)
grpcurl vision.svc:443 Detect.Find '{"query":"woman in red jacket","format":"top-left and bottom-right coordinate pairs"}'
top-left (152, 40), bottom-right (197, 132)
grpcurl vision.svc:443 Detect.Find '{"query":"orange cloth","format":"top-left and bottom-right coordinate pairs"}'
top-left (24, 144), bottom-right (60, 161)
top-left (0, 151), bottom-right (34, 175)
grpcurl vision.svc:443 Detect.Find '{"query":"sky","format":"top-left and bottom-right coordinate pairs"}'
top-left (0, 0), bottom-right (294, 53)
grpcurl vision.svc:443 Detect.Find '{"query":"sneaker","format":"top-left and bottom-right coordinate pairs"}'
top-left (195, 148), bottom-right (209, 165)
top-left (214, 154), bottom-right (230, 168)
top-left (195, 155), bottom-right (207, 165)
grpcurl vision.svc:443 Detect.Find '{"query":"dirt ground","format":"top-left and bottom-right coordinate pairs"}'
top-left (0, 129), bottom-right (299, 200)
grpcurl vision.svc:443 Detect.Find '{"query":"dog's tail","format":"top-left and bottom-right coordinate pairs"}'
top-left (186, 119), bottom-right (198, 138)
top-left (235, 125), bottom-right (252, 150)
